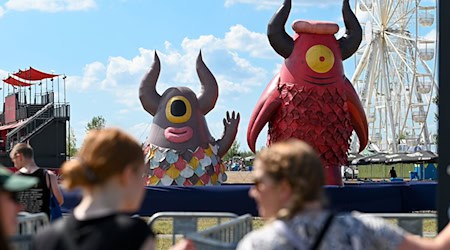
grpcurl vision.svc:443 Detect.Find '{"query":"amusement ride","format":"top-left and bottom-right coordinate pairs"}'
top-left (351, 0), bottom-right (437, 153)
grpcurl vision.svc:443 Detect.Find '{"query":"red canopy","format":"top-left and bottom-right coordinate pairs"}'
top-left (2, 76), bottom-right (33, 86)
top-left (13, 67), bottom-right (58, 81)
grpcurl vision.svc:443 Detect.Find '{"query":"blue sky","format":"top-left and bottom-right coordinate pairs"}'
top-left (0, 0), bottom-right (437, 152)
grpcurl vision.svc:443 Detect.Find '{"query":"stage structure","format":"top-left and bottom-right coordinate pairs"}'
top-left (0, 67), bottom-right (70, 168)
top-left (351, 0), bottom-right (437, 153)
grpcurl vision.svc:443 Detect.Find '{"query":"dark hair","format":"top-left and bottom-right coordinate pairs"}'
top-left (10, 143), bottom-right (33, 159)
top-left (256, 139), bottom-right (325, 219)
top-left (61, 128), bottom-right (144, 190)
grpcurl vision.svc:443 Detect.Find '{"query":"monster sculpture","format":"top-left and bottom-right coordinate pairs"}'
top-left (140, 52), bottom-right (240, 186)
top-left (247, 0), bottom-right (368, 185)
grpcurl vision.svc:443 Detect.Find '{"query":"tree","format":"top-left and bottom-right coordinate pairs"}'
top-left (85, 116), bottom-right (106, 132)
top-left (223, 140), bottom-right (241, 162)
top-left (67, 127), bottom-right (77, 158)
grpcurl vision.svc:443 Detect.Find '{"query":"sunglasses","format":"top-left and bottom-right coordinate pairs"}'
top-left (253, 175), bottom-right (275, 191)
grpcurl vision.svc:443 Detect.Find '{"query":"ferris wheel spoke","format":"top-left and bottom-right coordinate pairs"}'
top-left (384, 35), bottom-right (417, 76)
top-left (360, 1), bottom-right (382, 28)
top-left (351, 41), bottom-right (373, 84)
top-left (386, 0), bottom-right (402, 25)
top-left (388, 5), bottom-right (417, 30)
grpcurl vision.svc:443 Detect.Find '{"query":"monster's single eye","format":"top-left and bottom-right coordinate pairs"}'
top-left (305, 45), bottom-right (335, 73)
top-left (166, 96), bottom-right (192, 123)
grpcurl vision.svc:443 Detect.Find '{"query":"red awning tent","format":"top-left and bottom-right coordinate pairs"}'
top-left (2, 67), bottom-right (59, 87)
top-left (3, 76), bottom-right (33, 86)
top-left (0, 120), bottom-right (27, 147)
top-left (13, 67), bottom-right (59, 81)
top-left (0, 120), bottom-right (25, 131)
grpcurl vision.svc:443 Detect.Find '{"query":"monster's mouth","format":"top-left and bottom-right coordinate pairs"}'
top-left (164, 126), bottom-right (193, 143)
top-left (304, 75), bottom-right (335, 86)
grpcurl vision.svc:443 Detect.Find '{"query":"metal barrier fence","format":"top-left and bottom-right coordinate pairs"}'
top-left (10, 212), bottom-right (49, 250)
top-left (366, 213), bottom-right (437, 237)
top-left (148, 212), bottom-right (239, 246)
top-left (184, 213), bottom-right (435, 249)
top-left (186, 214), bottom-right (253, 250)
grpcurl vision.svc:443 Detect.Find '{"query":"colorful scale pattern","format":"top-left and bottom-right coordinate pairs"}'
top-left (143, 143), bottom-right (227, 186)
top-left (268, 82), bottom-right (353, 168)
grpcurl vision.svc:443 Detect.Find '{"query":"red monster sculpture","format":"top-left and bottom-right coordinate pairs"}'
top-left (247, 0), bottom-right (368, 185)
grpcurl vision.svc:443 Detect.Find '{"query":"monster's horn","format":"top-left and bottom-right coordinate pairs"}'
top-left (338, 0), bottom-right (362, 60)
top-left (197, 51), bottom-right (218, 115)
top-left (139, 51), bottom-right (162, 116)
top-left (268, 0), bottom-right (294, 59)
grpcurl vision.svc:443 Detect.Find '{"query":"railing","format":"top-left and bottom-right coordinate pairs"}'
top-left (365, 213), bottom-right (437, 237)
top-left (5, 102), bottom-right (69, 150)
top-left (148, 212), bottom-right (239, 246)
top-left (184, 212), bottom-right (434, 249)
top-left (7, 102), bottom-right (54, 138)
top-left (9, 212), bottom-right (49, 250)
top-left (186, 214), bottom-right (253, 250)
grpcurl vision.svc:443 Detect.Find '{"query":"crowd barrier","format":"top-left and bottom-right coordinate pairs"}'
top-left (185, 213), bottom-right (435, 249)
top-left (10, 212), bottom-right (49, 250)
top-left (61, 182), bottom-right (437, 216)
top-left (366, 213), bottom-right (437, 237)
top-left (186, 214), bottom-right (253, 250)
top-left (147, 212), bottom-right (239, 245)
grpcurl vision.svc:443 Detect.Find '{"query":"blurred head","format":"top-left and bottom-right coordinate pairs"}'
top-left (61, 128), bottom-right (146, 212)
top-left (0, 166), bottom-right (38, 236)
top-left (249, 139), bottom-right (325, 220)
top-left (9, 143), bottom-right (34, 170)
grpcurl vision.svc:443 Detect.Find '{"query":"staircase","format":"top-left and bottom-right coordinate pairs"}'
top-left (6, 103), bottom-right (69, 151)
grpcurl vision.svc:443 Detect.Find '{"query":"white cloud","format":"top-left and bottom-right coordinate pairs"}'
top-left (67, 24), bottom-right (273, 111)
top-left (0, 6), bottom-right (5, 17)
top-left (224, 25), bottom-right (273, 58)
top-left (66, 61), bottom-right (105, 90)
top-left (0, 69), bottom-right (8, 79)
top-left (4, 0), bottom-right (96, 12)
top-left (424, 29), bottom-right (436, 41)
top-left (126, 122), bottom-right (152, 143)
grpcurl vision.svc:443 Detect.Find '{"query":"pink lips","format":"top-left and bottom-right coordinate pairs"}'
top-left (164, 126), bottom-right (193, 143)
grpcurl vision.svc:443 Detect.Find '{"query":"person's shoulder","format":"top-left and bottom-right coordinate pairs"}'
top-left (115, 214), bottom-right (154, 237)
top-left (33, 218), bottom-right (68, 249)
top-left (43, 168), bottom-right (57, 177)
top-left (236, 223), bottom-right (281, 250)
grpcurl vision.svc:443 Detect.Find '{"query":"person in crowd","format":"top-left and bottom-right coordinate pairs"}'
top-left (0, 166), bottom-right (38, 250)
top-left (237, 139), bottom-right (450, 250)
top-left (11, 143), bottom-right (64, 219)
top-left (32, 128), bottom-right (155, 250)
top-left (390, 166), bottom-right (398, 178)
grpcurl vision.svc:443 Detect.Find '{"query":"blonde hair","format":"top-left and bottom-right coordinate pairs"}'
top-left (61, 128), bottom-right (144, 190)
top-left (256, 139), bottom-right (325, 219)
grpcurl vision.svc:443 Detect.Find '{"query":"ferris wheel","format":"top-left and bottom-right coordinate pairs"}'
top-left (351, 0), bottom-right (437, 153)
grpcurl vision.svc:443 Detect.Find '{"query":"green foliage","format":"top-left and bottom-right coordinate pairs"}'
top-left (223, 140), bottom-right (241, 162)
top-left (222, 140), bottom-right (256, 163)
top-left (85, 115), bottom-right (106, 132)
top-left (67, 127), bottom-right (77, 157)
